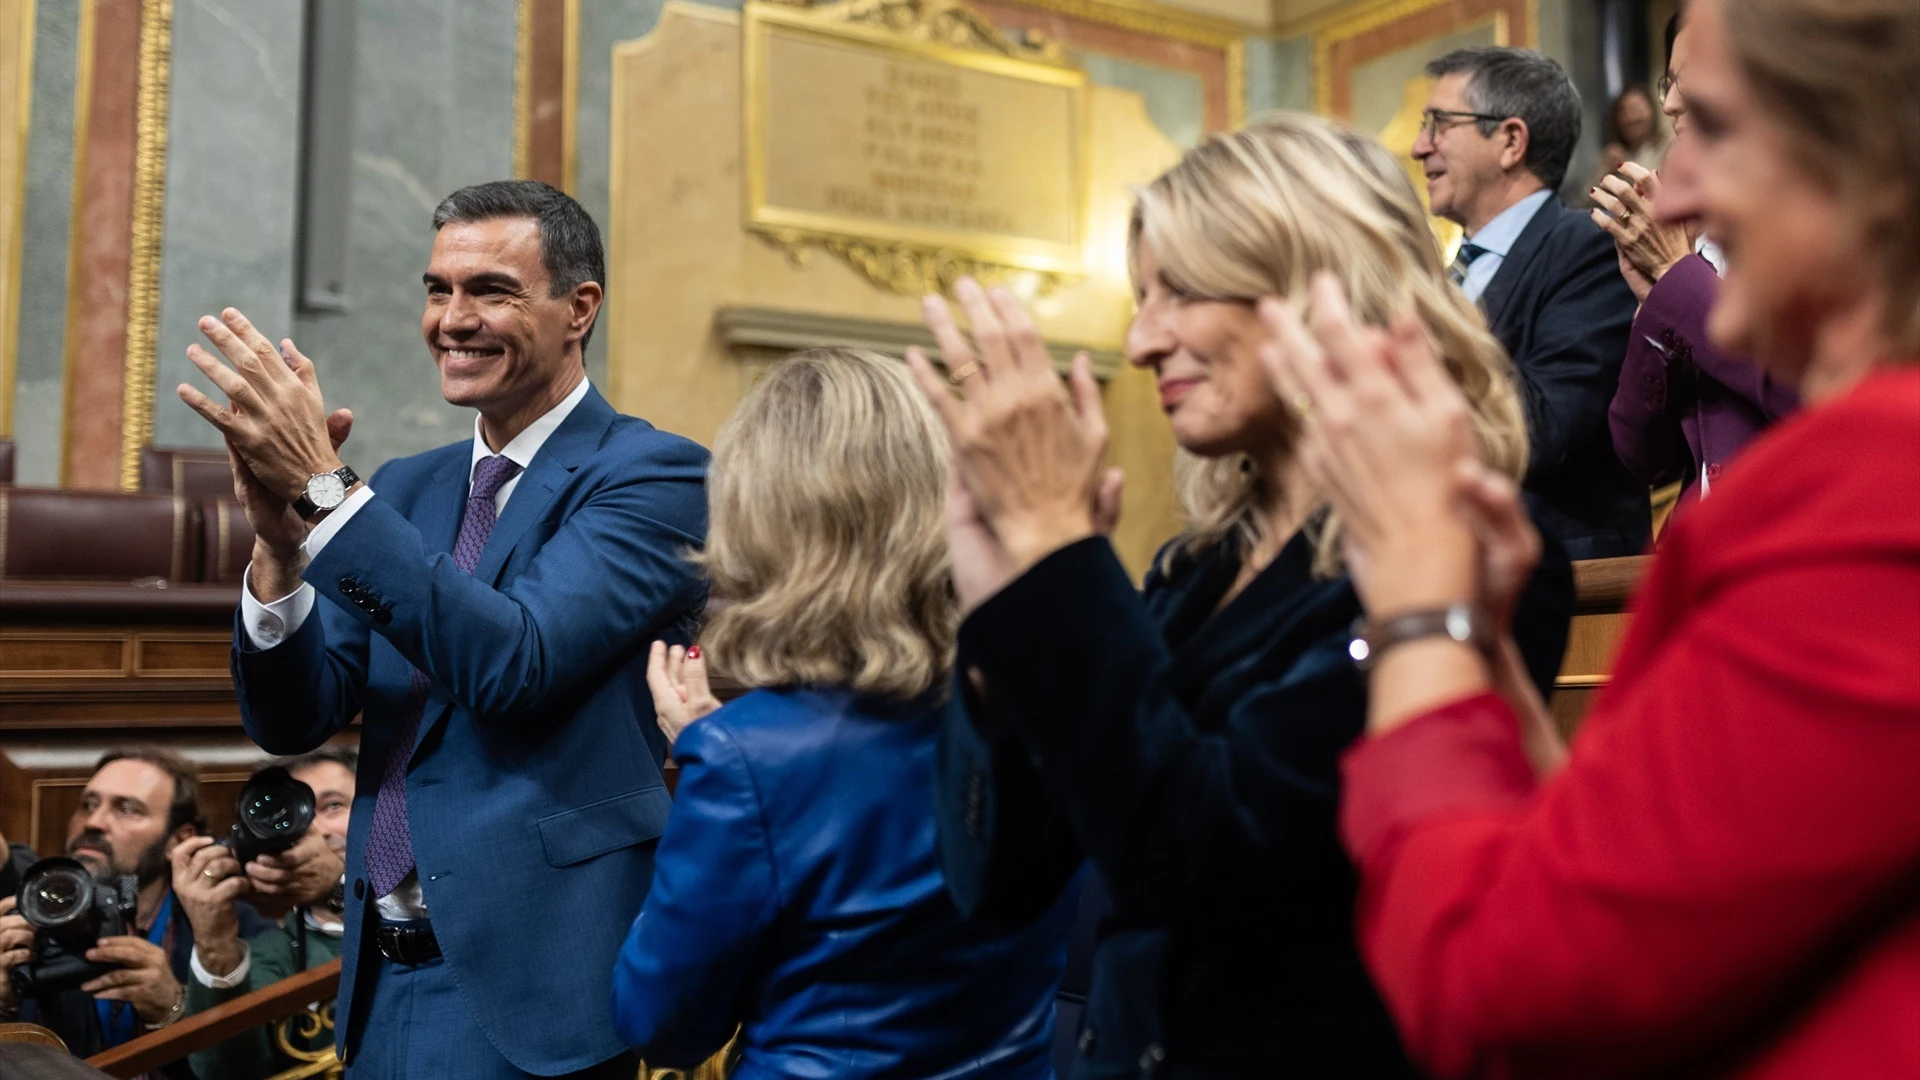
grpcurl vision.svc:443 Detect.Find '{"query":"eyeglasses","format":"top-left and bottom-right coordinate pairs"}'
top-left (1657, 73), bottom-right (1679, 102)
top-left (1420, 108), bottom-right (1506, 140)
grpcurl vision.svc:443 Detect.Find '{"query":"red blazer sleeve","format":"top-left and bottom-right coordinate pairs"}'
top-left (1341, 371), bottom-right (1920, 1080)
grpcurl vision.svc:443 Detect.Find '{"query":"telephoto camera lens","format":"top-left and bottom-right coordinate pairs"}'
top-left (18, 858), bottom-right (96, 930)
top-left (9, 856), bottom-right (137, 998)
top-left (219, 766), bottom-right (317, 866)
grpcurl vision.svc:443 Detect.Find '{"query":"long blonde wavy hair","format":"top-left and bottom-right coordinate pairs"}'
top-left (1131, 113), bottom-right (1528, 575)
top-left (697, 348), bottom-right (956, 699)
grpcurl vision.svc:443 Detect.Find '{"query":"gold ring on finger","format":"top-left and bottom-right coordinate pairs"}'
top-left (1617, 207), bottom-right (1632, 224)
top-left (1290, 392), bottom-right (1314, 421)
top-left (947, 361), bottom-right (981, 385)
top-left (203, 867), bottom-right (220, 879)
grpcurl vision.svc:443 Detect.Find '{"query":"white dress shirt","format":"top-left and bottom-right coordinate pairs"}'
top-left (238, 376), bottom-right (593, 918)
top-left (1457, 189), bottom-right (1555, 303)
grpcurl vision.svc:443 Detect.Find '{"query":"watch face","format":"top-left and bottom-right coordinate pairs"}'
top-left (306, 471), bottom-right (348, 510)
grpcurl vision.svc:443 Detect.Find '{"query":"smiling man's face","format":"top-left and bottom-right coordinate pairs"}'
top-left (1412, 72), bottom-right (1511, 232)
top-left (420, 216), bottom-right (589, 442)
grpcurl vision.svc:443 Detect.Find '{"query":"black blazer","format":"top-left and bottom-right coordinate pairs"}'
top-left (936, 528), bottom-right (1573, 1079)
top-left (1482, 194), bottom-right (1649, 559)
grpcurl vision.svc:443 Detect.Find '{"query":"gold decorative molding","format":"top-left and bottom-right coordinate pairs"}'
top-left (1307, 0), bottom-right (1534, 118)
top-left (512, 0), bottom-right (531, 178)
top-left (995, 0), bottom-right (1249, 127)
top-left (116, 0), bottom-right (170, 491)
top-left (743, 0), bottom-right (1091, 296)
top-left (768, 0), bottom-right (1070, 61)
top-left (267, 1000), bottom-right (343, 1080)
top-left (561, 0), bottom-right (579, 194)
top-left (514, 0), bottom-right (581, 192)
top-left (0, 0), bottom-right (35, 439)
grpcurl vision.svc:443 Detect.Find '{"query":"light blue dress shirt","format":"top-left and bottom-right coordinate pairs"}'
top-left (1458, 189), bottom-right (1554, 303)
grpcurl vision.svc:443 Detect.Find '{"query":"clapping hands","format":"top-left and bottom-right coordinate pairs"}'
top-left (905, 278), bottom-right (1123, 615)
top-left (648, 643), bottom-right (721, 750)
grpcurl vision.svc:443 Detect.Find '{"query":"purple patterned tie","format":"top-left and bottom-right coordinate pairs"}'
top-left (363, 454), bottom-right (523, 897)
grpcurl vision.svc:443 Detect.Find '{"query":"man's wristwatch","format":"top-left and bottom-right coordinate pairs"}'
top-left (1348, 603), bottom-right (1494, 671)
top-left (292, 465), bottom-right (361, 522)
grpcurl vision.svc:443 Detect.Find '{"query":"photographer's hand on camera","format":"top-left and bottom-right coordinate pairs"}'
top-left (244, 830), bottom-right (343, 916)
top-left (81, 935), bottom-right (184, 1027)
top-left (0, 897), bottom-right (33, 1017)
top-left (172, 836), bottom-right (250, 978)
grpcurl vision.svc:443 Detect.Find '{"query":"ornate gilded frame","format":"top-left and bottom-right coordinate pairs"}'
top-left (116, 0), bottom-right (170, 489)
top-left (742, 0), bottom-right (1093, 295)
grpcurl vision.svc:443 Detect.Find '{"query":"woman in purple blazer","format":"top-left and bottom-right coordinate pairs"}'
top-left (1595, 8), bottom-right (1797, 512)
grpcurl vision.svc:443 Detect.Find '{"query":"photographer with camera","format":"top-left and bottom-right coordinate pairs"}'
top-left (174, 748), bottom-right (355, 1080)
top-left (0, 748), bottom-right (269, 1065)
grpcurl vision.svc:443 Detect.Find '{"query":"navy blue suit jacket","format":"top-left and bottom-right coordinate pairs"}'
top-left (613, 687), bottom-right (1075, 1080)
top-left (936, 531), bottom-right (1572, 1079)
top-left (231, 386), bottom-right (707, 1073)
top-left (1482, 194), bottom-right (1650, 559)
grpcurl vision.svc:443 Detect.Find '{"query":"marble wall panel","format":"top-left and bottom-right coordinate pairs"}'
top-left (10, 0), bottom-right (80, 485)
top-left (289, 0), bottom-right (519, 476)
top-left (150, 0), bottom-right (303, 453)
top-left (1246, 34), bottom-right (1311, 116)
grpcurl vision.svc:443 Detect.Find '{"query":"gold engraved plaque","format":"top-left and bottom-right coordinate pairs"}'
top-left (745, 0), bottom-right (1089, 294)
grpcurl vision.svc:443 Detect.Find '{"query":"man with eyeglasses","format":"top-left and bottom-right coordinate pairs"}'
top-left (1415, 46), bottom-right (1648, 560)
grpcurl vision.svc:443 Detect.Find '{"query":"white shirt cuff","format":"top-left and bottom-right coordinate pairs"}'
top-left (302, 484), bottom-right (376, 558)
top-left (237, 485), bottom-right (375, 651)
top-left (240, 567), bottom-right (315, 651)
top-left (190, 939), bottom-right (252, 989)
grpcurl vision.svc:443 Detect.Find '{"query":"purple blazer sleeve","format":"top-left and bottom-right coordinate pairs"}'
top-left (1608, 255), bottom-right (1798, 487)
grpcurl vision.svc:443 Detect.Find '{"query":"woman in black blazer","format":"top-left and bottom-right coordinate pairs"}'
top-left (906, 115), bottom-right (1574, 1079)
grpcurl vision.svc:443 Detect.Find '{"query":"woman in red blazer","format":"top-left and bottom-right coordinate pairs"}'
top-left (1262, 0), bottom-right (1920, 1076)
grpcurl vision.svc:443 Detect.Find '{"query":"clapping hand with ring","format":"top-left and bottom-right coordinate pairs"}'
top-left (905, 278), bottom-right (1124, 615)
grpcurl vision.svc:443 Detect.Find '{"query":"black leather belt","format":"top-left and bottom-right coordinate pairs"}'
top-left (374, 920), bottom-right (442, 965)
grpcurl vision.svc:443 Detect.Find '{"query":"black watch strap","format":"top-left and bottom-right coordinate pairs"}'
top-left (292, 465), bottom-right (362, 521)
top-left (1349, 603), bottom-right (1493, 671)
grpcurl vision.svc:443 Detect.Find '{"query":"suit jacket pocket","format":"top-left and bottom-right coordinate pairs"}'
top-left (536, 785), bottom-right (673, 867)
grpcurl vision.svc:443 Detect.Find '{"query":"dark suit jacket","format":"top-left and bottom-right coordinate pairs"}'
top-left (1482, 194), bottom-right (1649, 558)
top-left (1608, 254), bottom-right (1799, 513)
top-left (936, 528), bottom-right (1573, 1079)
top-left (231, 385), bottom-right (708, 1073)
top-left (613, 687), bottom-right (1075, 1079)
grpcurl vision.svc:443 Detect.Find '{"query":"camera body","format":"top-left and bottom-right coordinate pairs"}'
top-left (9, 856), bottom-right (138, 998)
top-left (216, 766), bottom-right (317, 866)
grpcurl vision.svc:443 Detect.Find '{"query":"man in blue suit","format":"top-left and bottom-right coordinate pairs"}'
top-left (176, 180), bottom-right (708, 1078)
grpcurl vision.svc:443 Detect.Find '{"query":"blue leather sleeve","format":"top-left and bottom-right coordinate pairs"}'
top-left (303, 452), bottom-right (705, 727)
top-left (610, 719), bottom-right (777, 1065)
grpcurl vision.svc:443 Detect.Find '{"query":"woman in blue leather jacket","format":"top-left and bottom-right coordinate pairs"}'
top-left (610, 347), bottom-right (1076, 1079)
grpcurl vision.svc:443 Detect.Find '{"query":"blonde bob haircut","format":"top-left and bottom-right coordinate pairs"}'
top-left (1129, 112), bottom-right (1529, 574)
top-left (696, 347), bottom-right (956, 700)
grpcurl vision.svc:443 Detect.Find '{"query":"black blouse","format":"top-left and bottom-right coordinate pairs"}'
top-left (937, 527), bottom-right (1572, 1079)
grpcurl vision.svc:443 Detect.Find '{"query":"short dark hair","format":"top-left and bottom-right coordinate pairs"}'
top-left (1427, 47), bottom-right (1583, 191)
top-left (94, 747), bottom-right (206, 836)
top-left (430, 179), bottom-right (606, 354)
top-left (270, 745), bottom-right (359, 780)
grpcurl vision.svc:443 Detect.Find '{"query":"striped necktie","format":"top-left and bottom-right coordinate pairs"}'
top-left (1448, 242), bottom-right (1490, 288)
top-left (362, 454), bottom-right (523, 897)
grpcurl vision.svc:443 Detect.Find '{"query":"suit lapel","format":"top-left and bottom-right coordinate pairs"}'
top-left (472, 383), bottom-right (618, 585)
top-left (415, 448), bottom-right (472, 557)
top-left (1480, 194), bottom-right (1563, 331)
